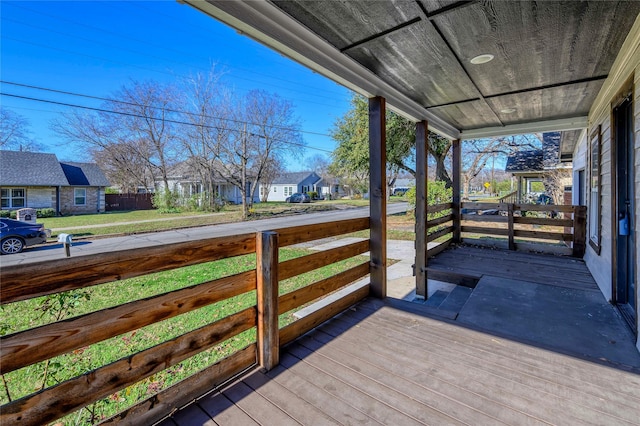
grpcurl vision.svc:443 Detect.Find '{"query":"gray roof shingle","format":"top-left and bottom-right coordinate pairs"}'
top-left (272, 171), bottom-right (321, 185)
top-left (60, 162), bottom-right (111, 187)
top-left (0, 151), bottom-right (110, 187)
top-left (0, 150), bottom-right (69, 186)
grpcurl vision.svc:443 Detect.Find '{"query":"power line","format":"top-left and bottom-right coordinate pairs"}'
top-left (2, 2), bottom-right (347, 100)
top-left (1, 81), bottom-right (334, 139)
top-left (1, 92), bottom-right (334, 155)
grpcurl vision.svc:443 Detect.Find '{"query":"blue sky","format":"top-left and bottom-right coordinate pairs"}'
top-left (1, 1), bottom-right (353, 170)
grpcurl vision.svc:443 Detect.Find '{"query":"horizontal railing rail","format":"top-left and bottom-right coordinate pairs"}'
top-left (0, 217), bottom-right (371, 426)
top-left (426, 202), bottom-right (454, 258)
top-left (459, 202), bottom-right (586, 257)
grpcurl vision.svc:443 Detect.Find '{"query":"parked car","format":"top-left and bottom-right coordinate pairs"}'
top-left (0, 218), bottom-right (49, 254)
top-left (285, 193), bottom-right (311, 203)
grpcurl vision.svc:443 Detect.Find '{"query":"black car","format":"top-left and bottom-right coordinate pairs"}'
top-left (0, 218), bottom-right (48, 254)
top-left (285, 193), bottom-right (311, 203)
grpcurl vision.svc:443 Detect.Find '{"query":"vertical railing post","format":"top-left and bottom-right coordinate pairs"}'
top-left (256, 231), bottom-right (279, 370)
top-left (369, 96), bottom-right (387, 299)
top-left (415, 121), bottom-right (428, 299)
top-left (572, 205), bottom-right (587, 257)
top-left (452, 138), bottom-right (462, 244)
top-left (507, 204), bottom-right (515, 251)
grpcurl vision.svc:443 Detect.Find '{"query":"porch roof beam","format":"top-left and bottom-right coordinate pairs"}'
top-left (459, 116), bottom-right (589, 140)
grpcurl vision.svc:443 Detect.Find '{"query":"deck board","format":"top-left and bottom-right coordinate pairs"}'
top-left (168, 296), bottom-right (640, 426)
top-left (325, 306), bottom-right (639, 424)
top-left (427, 245), bottom-right (599, 290)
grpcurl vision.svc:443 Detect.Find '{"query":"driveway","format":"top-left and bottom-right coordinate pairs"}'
top-left (1, 203), bottom-right (408, 266)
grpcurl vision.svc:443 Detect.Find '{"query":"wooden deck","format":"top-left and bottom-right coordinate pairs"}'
top-left (162, 297), bottom-right (640, 426)
top-left (426, 244), bottom-right (600, 291)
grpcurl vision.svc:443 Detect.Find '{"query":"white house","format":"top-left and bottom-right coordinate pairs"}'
top-left (261, 171), bottom-right (323, 201)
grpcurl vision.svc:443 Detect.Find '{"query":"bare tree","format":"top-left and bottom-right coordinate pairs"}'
top-left (52, 80), bottom-right (183, 207)
top-left (308, 153), bottom-right (330, 176)
top-left (243, 90), bottom-right (305, 204)
top-left (259, 157), bottom-right (285, 202)
top-left (460, 138), bottom-right (509, 199)
top-left (181, 68), bottom-right (234, 210)
top-left (0, 107), bottom-right (41, 151)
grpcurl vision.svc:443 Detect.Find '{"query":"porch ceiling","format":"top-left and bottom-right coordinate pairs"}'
top-left (186, 1), bottom-right (639, 149)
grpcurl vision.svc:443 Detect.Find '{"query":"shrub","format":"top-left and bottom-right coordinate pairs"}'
top-left (0, 210), bottom-right (10, 218)
top-left (152, 188), bottom-right (180, 213)
top-left (36, 208), bottom-right (57, 218)
top-left (307, 191), bottom-right (318, 200)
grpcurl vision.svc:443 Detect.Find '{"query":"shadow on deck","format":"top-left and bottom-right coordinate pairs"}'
top-left (165, 246), bottom-right (640, 426)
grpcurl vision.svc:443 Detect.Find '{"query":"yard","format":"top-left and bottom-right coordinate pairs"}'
top-left (38, 199), bottom-right (388, 238)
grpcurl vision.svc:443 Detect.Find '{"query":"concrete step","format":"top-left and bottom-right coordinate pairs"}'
top-left (423, 290), bottom-right (449, 307)
top-left (439, 286), bottom-right (473, 313)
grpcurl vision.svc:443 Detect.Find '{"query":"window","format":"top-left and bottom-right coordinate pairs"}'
top-left (1, 188), bottom-right (25, 208)
top-left (74, 188), bottom-right (87, 206)
top-left (589, 126), bottom-right (601, 254)
top-left (284, 186), bottom-right (294, 197)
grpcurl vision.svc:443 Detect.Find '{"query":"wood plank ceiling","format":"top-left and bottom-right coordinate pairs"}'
top-left (192, 1), bottom-right (639, 153)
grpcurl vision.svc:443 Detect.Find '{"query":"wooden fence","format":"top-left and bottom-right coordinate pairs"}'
top-left (0, 218), bottom-right (370, 425)
top-left (460, 202), bottom-right (587, 257)
top-left (425, 202), bottom-right (454, 259)
top-left (105, 193), bottom-right (154, 211)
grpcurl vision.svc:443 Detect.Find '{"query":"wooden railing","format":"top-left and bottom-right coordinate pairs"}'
top-left (426, 202), bottom-right (454, 258)
top-left (497, 190), bottom-right (518, 203)
top-left (0, 218), bottom-right (371, 426)
top-left (460, 202), bottom-right (587, 257)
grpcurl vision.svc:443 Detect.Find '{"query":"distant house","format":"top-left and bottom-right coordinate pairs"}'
top-left (261, 171), bottom-right (323, 201)
top-left (505, 132), bottom-right (571, 203)
top-left (159, 160), bottom-right (260, 205)
top-left (0, 150), bottom-right (110, 215)
top-left (391, 178), bottom-right (415, 195)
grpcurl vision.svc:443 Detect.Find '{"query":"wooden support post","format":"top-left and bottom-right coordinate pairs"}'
top-left (415, 121), bottom-right (428, 299)
top-left (507, 204), bottom-right (515, 251)
top-left (256, 231), bottom-right (279, 370)
top-left (452, 138), bottom-right (462, 244)
top-left (572, 205), bottom-right (587, 258)
top-left (369, 96), bottom-right (387, 299)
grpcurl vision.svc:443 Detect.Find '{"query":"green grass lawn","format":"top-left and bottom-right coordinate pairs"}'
top-left (0, 247), bottom-right (368, 424)
top-left (39, 200), bottom-right (375, 238)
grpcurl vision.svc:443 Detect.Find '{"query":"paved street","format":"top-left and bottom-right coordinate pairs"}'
top-left (1, 203), bottom-right (408, 266)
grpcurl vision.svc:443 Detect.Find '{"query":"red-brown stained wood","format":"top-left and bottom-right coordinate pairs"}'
top-left (1, 233), bottom-right (256, 305)
top-left (1, 308), bottom-right (257, 426)
top-left (461, 226), bottom-right (509, 236)
top-left (279, 262), bottom-right (370, 314)
top-left (415, 121), bottom-right (429, 299)
top-left (275, 218), bottom-right (369, 247)
top-left (452, 139), bottom-right (462, 243)
top-left (279, 285), bottom-right (369, 346)
top-left (507, 204), bottom-right (515, 251)
top-left (368, 96), bottom-right (386, 299)
top-left (1, 270), bottom-right (256, 375)
top-left (462, 214), bottom-right (508, 223)
top-left (427, 239), bottom-right (452, 258)
top-left (572, 205), bottom-right (587, 257)
top-left (514, 230), bottom-right (572, 242)
top-left (513, 203), bottom-right (574, 213)
top-left (427, 214), bottom-right (453, 229)
top-left (278, 239), bottom-right (369, 281)
top-left (427, 202), bottom-right (453, 214)
top-left (462, 202), bottom-right (509, 210)
top-left (100, 345), bottom-right (257, 426)
top-left (256, 231), bottom-right (279, 370)
top-left (515, 216), bottom-right (574, 227)
top-left (427, 226), bottom-right (454, 243)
